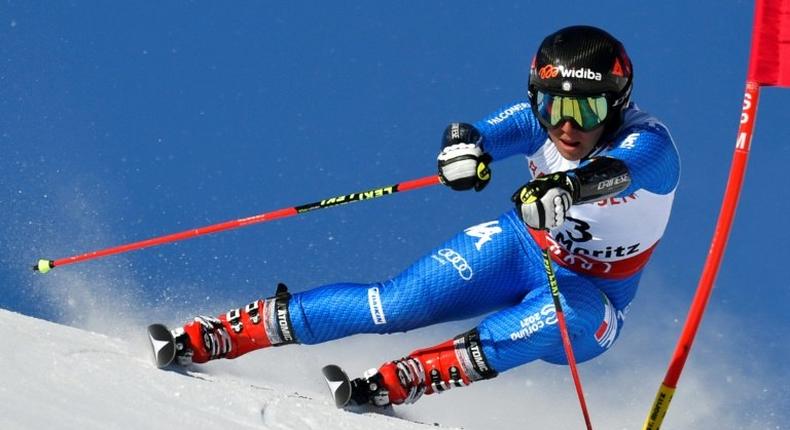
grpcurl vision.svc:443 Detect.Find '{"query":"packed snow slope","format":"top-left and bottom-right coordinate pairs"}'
top-left (0, 309), bottom-right (455, 430)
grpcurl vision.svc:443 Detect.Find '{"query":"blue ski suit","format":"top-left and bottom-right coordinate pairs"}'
top-left (282, 101), bottom-right (679, 374)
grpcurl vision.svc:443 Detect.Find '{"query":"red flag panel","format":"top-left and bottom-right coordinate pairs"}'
top-left (749, 0), bottom-right (790, 86)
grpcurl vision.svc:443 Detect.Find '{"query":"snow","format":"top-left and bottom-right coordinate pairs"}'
top-left (0, 309), bottom-right (454, 430)
top-left (0, 285), bottom-right (781, 430)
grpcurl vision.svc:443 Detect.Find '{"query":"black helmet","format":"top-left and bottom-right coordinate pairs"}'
top-left (528, 25), bottom-right (633, 132)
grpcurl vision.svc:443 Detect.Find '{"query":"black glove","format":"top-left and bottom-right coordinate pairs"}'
top-left (511, 172), bottom-right (576, 230)
top-left (437, 123), bottom-right (491, 191)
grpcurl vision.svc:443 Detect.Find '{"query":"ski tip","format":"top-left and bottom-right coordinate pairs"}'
top-left (322, 364), bottom-right (353, 408)
top-left (147, 323), bottom-right (177, 369)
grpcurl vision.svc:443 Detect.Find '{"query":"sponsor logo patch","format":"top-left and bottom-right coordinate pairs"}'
top-left (538, 64), bottom-right (602, 81)
top-left (485, 103), bottom-right (529, 126)
top-left (464, 221), bottom-right (503, 251)
top-left (276, 302), bottom-right (294, 343)
top-left (367, 287), bottom-right (387, 325)
top-left (620, 132), bottom-right (640, 149)
top-left (265, 292), bottom-right (297, 346)
top-left (432, 248), bottom-right (473, 280)
top-left (509, 303), bottom-right (557, 341)
top-left (455, 329), bottom-right (498, 381)
top-left (466, 338), bottom-right (491, 375)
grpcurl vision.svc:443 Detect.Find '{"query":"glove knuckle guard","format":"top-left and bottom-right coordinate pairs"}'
top-left (442, 123), bottom-right (482, 149)
top-left (437, 123), bottom-right (490, 192)
top-left (440, 158), bottom-right (478, 182)
top-left (513, 179), bottom-right (573, 230)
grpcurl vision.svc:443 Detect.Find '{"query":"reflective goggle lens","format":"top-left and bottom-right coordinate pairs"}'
top-left (535, 92), bottom-right (609, 131)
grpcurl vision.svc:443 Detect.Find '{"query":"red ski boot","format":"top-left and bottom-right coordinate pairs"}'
top-left (349, 329), bottom-right (498, 406)
top-left (172, 283), bottom-right (296, 365)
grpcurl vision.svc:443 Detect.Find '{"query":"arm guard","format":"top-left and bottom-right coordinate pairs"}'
top-left (567, 157), bottom-right (631, 204)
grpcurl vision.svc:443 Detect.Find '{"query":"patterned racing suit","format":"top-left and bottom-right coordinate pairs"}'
top-left (181, 100), bottom-right (679, 403)
top-left (283, 101), bottom-right (679, 371)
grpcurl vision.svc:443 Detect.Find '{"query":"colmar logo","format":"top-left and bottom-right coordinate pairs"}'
top-left (538, 64), bottom-right (602, 81)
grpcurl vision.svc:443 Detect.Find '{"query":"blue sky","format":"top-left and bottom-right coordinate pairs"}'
top-left (2, 1), bottom-right (789, 429)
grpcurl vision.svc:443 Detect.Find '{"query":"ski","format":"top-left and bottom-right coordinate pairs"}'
top-left (322, 364), bottom-right (354, 408)
top-left (322, 365), bottom-right (453, 428)
top-left (147, 323), bottom-right (177, 368)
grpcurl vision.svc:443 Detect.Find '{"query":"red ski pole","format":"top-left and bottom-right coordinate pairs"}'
top-left (33, 175), bottom-right (441, 273)
top-left (534, 230), bottom-right (594, 430)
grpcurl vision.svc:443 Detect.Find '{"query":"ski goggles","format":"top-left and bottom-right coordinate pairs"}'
top-left (534, 91), bottom-right (610, 131)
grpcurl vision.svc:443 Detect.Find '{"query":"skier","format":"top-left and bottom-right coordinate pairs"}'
top-left (165, 25), bottom-right (680, 407)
